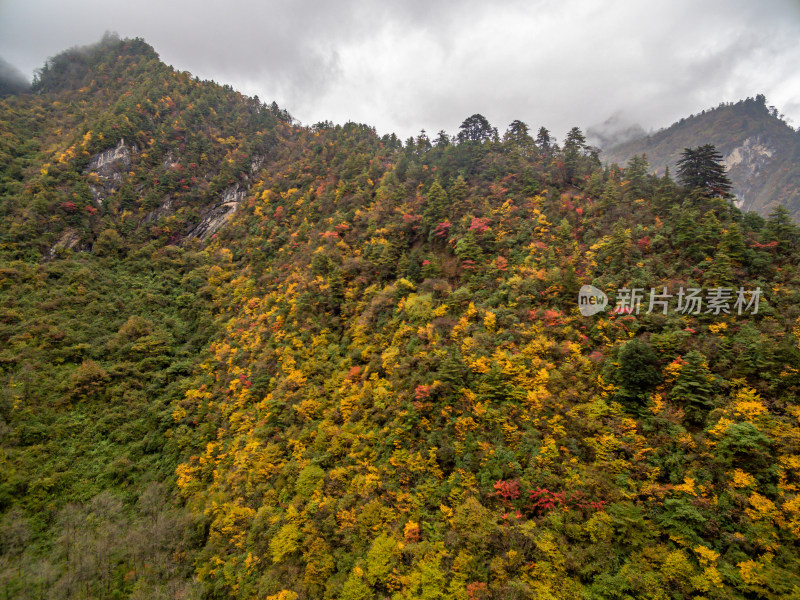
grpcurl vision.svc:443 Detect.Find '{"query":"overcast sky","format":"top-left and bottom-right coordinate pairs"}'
top-left (1, 0), bottom-right (799, 142)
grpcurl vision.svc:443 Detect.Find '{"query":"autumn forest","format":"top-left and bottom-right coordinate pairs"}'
top-left (1, 36), bottom-right (800, 599)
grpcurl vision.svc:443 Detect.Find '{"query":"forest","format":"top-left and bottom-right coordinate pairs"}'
top-left (1, 35), bottom-right (800, 599)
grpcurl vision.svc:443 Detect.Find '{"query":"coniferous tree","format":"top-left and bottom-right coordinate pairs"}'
top-left (535, 126), bottom-right (552, 154)
top-left (423, 180), bottom-right (448, 225)
top-left (654, 164), bottom-right (677, 207)
top-left (416, 129), bottom-right (432, 151)
top-left (9, 34), bottom-right (800, 599)
top-left (448, 175), bottom-right (469, 214)
top-left (676, 144), bottom-right (732, 198)
top-left (563, 127), bottom-right (589, 184)
top-left (504, 120), bottom-right (531, 144)
top-left (624, 154), bottom-right (651, 201)
top-left (765, 204), bottom-right (800, 252)
top-left (721, 222), bottom-right (747, 264)
top-left (606, 338), bottom-right (661, 410)
top-left (457, 114), bottom-right (496, 143)
top-left (671, 350), bottom-right (715, 424)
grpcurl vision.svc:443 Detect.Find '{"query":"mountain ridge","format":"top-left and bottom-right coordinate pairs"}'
top-left (600, 97), bottom-right (800, 220)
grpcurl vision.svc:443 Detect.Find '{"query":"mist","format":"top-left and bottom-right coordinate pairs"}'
top-left (1, 0), bottom-right (799, 139)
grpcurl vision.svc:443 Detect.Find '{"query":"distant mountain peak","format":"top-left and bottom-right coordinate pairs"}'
top-left (601, 97), bottom-right (800, 220)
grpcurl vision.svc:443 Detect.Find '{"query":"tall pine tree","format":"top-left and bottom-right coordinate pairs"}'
top-left (676, 144), bottom-right (732, 198)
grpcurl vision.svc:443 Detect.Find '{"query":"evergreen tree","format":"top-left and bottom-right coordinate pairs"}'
top-left (608, 338), bottom-right (661, 409)
top-left (676, 144), bottom-right (732, 198)
top-left (721, 222), bottom-right (747, 264)
top-left (564, 126), bottom-right (586, 150)
top-left (765, 204), bottom-right (800, 252)
top-left (437, 351), bottom-right (470, 392)
top-left (416, 129), bottom-right (432, 151)
top-left (504, 120), bottom-right (531, 144)
top-left (671, 351), bottom-right (715, 424)
top-left (448, 175), bottom-right (469, 214)
top-left (654, 164), bottom-right (677, 207)
top-left (695, 211), bottom-right (722, 258)
top-left (457, 114), bottom-right (496, 143)
top-left (535, 126), bottom-right (552, 154)
top-left (706, 250), bottom-right (733, 285)
top-left (563, 127), bottom-right (588, 184)
top-left (625, 154), bottom-right (651, 201)
top-left (600, 177), bottom-right (621, 209)
top-left (423, 180), bottom-right (448, 225)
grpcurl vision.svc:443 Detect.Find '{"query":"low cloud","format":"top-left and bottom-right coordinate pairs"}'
top-left (0, 56), bottom-right (30, 95)
top-left (1, 0), bottom-right (798, 139)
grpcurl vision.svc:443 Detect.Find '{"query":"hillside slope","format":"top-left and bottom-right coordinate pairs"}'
top-left (0, 35), bottom-right (292, 598)
top-left (601, 97), bottom-right (800, 220)
top-left (2, 37), bottom-right (800, 599)
top-left (0, 34), bottom-right (287, 261)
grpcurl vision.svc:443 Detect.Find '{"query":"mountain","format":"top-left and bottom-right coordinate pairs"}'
top-left (2, 36), bottom-right (800, 599)
top-left (601, 96), bottom-right (800, 220)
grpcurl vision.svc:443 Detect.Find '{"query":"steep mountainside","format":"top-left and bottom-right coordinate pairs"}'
top-left (2, 36), bottom-right (800, 599)
top-left (0, 34), bottom-right (287, 261)
top-left (0, 35), bottom-right (292, 598)
top-left (601, 97), bottom-right (800, 220)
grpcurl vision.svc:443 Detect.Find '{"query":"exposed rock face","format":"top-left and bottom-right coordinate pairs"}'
top-left (184, 185), bottom-right (247, 242)
top-left (48, 228), bottom-right (82, 259)
top-left (84, 140), bottom-right (253, 243)
top-left (162, 151), bottom-right (180, 169)
top-left (143, 195), bottom-right (174, 224)
top-left (88, 138), bottom-right (133, 171)
top-left (250, 155), bottom-right (265, 175)
top-left (725, 136), bottom-right (775, 170)
top-left (723, 136), bottom-right (776, 212)
top-left (86, 139), bottom-right (137, 205)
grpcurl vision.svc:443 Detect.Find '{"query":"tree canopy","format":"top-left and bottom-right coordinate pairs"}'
top-left (676, 143), bottom-right (733, 198)
top-left (456, 113), bottom-right (497, 143)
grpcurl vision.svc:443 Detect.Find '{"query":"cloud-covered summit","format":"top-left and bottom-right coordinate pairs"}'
top-left (1, 0), bottom-right (798, 139)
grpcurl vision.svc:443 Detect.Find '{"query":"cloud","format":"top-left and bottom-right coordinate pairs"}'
top-left (0, 56), bottom-right (30, 94)
top-left (0, 0), bottom-right (798, 139)
top-left (586, 114), bottom-right (647, 149)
